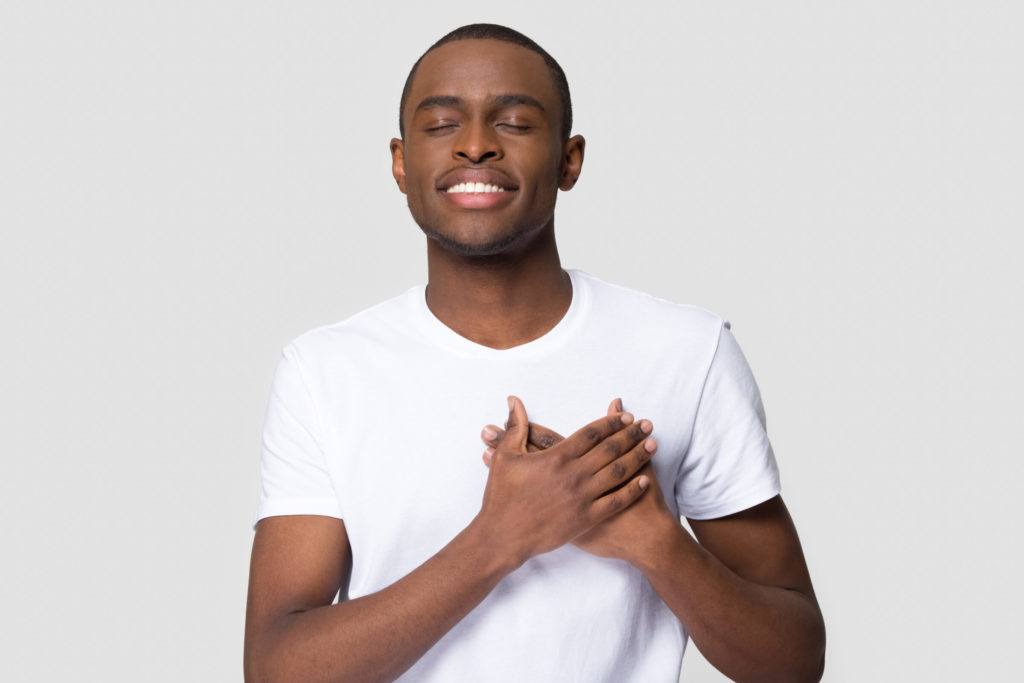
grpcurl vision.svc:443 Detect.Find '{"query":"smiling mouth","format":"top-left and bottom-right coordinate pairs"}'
top-left (445, 182), bottom-right (507, 194)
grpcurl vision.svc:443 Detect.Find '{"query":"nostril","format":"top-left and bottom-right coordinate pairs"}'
top-left (458, 149), bottom-right (499, 164)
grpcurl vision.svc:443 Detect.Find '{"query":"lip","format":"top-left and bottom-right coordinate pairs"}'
top-left (441, 190), bottom-right (515, 210)
top-left (435, 167), bottom-right (518, 210)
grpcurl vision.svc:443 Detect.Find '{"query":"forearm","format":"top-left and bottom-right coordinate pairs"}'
top-left (246, 520), bottom-right (516, 683)
top-left (632, 521), bottom-right (825, 683)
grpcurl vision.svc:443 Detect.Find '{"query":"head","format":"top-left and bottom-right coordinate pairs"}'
top-left (391, 25), bottom-right (584, 258)
top-left (399, 24), bottom-right (574, 142)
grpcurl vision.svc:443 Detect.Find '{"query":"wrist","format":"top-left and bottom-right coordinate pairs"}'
top-left (627, 512), bottom-right (695, 574)
top-left (463, 514), bottom-right (528, 576)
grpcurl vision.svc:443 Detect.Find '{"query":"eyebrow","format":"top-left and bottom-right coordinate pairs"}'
top-left (414, 94), bottom-right (547, 114)
top-left (414, 95), bottom-right (463, 113)
top-left (491, 94), bottom-right (546, 112)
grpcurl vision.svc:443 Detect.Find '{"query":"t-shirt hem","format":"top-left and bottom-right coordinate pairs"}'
top-left (255, 497), bottom-right (343, 526)
top-left (679, 481), bottom-right (781, 521)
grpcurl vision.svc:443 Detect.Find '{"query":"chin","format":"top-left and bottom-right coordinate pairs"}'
top-left (421, 225), bottom-right (527, 258)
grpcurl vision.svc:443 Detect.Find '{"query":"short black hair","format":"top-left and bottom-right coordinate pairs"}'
top-left (398, 24), bottom-right (573, 141)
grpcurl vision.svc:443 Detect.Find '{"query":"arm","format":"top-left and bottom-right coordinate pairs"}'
top-left (244, 398), bottom-right (655, 683)
top-left (244, 514), bottom-right (518, 683)
top-left (482, 405), bottom-right (825, 683)
top-left (636, 492), bottom-right (825, 683)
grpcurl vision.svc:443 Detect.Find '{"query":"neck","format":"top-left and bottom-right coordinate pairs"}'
top-left (424, 225), bottom-right (571, 350)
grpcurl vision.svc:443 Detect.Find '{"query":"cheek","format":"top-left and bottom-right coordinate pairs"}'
top-left (401, 160), bottom-right (435, 205)
top-left (525, 159), bottom-right (563, 205)
top-left (537, 147), bottom-right (566, 190)
top-left (401, 143), bottom-right (439, 184)
top-left (403, 183), bottom-right (435, 225)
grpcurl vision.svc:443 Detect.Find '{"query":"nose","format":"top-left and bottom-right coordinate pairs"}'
top-left (454, 120), bottom-right (502, 164)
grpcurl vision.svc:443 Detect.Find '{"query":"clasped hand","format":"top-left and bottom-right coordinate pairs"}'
top-left (475, 396), bottom-right (670, 567)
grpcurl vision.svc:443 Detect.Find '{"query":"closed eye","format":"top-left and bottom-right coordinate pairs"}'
top-left (496, 123), bottom-right (532, 132)
top-left (424, 122), bottom-right (459, 133)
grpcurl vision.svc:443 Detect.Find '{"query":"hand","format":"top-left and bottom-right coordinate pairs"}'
top-left (474, 396), bottom-right (654, 568)
top-left (481, 399), bottom-right (676, 564)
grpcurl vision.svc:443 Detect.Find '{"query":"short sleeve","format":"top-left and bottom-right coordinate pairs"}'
top-left (255, 344), bottom-right (342, 524)
top-left (675, 324), bottom-right (781, 520)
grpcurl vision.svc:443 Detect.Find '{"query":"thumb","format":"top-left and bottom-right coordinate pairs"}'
top-left (607, 397), bottom-right (623, 416)
top-left (504, 395), bottom-right (529, 450)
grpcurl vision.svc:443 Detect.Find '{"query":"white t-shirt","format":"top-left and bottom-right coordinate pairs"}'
top-left (257, 269), bottom-right (780, 682)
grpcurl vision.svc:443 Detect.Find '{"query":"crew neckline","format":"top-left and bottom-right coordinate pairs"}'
top-left (414, 269), bottom-right (589, 359)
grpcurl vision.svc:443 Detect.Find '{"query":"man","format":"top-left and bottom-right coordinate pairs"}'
top-left (245, 24), bottom-right (825, 683)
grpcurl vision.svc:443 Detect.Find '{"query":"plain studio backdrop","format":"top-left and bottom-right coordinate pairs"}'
top-left (2, 2), bottom-right (1020, 681)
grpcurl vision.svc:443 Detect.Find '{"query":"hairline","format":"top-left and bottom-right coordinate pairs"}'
top-left (399, 32), bottom-right (572, 141)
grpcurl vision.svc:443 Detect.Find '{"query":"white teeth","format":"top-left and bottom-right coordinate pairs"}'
top-left (446, 182), bottom-right (507, 194)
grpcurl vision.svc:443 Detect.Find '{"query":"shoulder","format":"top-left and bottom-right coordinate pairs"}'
top-left (282, 285), bottom-right (425, 366)
top-left (572, 269), bottom-right (728, 353)
top-left (574, 269), bottom-right (725, 327)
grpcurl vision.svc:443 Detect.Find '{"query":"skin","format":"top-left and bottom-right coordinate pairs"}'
top-left (246, 403), bottom-right (653, 683)
top-left (390, 38), bottom-right (584, 349)
top-left (245, 37), bottom-right (825, 683)
top-left (483, 400), bottom-right (826, 682)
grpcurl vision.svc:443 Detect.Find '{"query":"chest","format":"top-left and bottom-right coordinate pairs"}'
top-left (318, 347), bottom-right (701, 595)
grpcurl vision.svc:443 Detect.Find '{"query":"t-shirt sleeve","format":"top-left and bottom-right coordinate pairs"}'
top-left (675, 323), bottom-right (781, 520)
top-left (255, 344), bottom-right (342, 524)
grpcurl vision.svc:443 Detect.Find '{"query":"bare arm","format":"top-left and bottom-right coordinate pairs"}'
top-left (244, 514), bottom-right (522, 683)
top-left (244, 398), bottom-right (655, 683)
top-left (482, 404), bottom-right (825, 682)
top-left (637, 495), bottom-right (825, 683)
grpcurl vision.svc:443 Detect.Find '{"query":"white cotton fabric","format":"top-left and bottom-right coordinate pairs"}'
top-left (257, 269), bottom-right (780, 682)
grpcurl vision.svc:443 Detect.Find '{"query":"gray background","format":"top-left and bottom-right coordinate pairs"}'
top-left (2, 1), bottom-right (1020, 681)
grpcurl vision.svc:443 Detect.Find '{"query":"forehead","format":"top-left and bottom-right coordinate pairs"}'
top-left (407, 39), bottom-right (559, 113)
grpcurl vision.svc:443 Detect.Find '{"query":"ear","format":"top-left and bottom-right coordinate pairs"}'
top-left (559, 134), bottom-right (585, 191)
top-left (390, 138), bottom-right (407, 194)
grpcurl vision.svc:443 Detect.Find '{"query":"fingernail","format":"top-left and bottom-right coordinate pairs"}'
top-left (645, 438), bottom-right (657, 453)
top-left (507, 396), bottom-right (514, 410)
top-left (482, 426), bottom-right (497, 441)
top-left (640, 419), bottom-right (653, 434)
top-left (639, 475), bottom-right (650, 489)
top-left (620, 412), bottom-right (634, 425)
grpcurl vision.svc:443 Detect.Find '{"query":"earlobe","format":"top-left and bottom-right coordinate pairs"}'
top-left (390, 138), bottom-right (407, 194)
top-left (559, 134), bottom-right (585, 191)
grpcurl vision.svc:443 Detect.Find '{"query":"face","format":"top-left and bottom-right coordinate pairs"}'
top-left (391, 39), bottom-right (584, 257)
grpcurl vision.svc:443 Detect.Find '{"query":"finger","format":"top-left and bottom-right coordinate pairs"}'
top-left (482, 447), bottom-right (495, 467)
top-left (483, 422), bottom-right (564, 450)
top-left (607, 398), bottom-right (622, 417)
top-left (554, 412), bottom-right (637, 459)
top-left (481, 425), bottom-right (503, 447)
top-left (589, 436), bottom-right (657, 496)
top-left (560, 413), bottom-right (651, 470)
top-left (591, 473), bottom-right (650, 521)
top-left (527, 422), bottom-right (564, 450)
top-left (583, 418), bottom-right (653, 472)
top-left (502, 395), bottom-right (529, 452)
